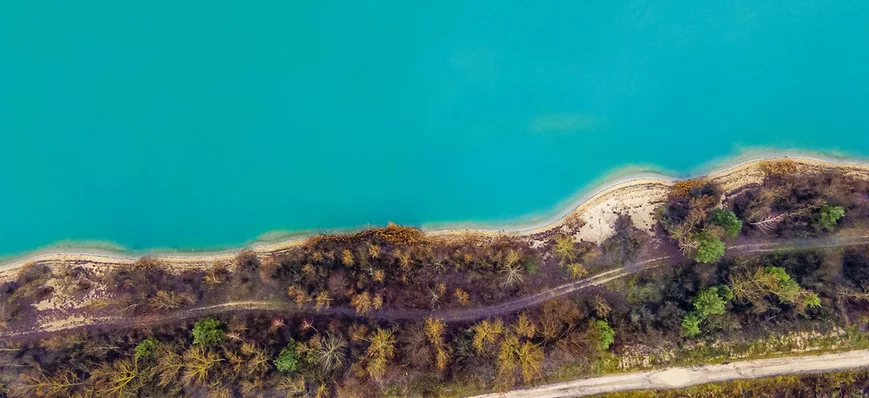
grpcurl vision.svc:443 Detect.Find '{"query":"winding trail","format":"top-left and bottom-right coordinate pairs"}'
top-left (474, 349), bottom-right (869, 398)
top-left (2, 234), bottom-right (868, 339)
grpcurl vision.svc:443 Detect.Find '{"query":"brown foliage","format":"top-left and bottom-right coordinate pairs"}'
top-left (181, 346), bottom-right (222, 386)
top-left (365, 328), bottom-right (396, 380)
top-left (538, 298), bottom-right (584, 342)
top-left (670, 178), bottom-right (707, 198)
top-left (89, 357), bottom-right (141, 396)
top-left (308, 222), bottom-right (424, 247)
top-left (424, 317), bottom-right (451, 370)
top-left (234, 250), bottom-right (260, 271)
top-left (351, 291), bottom-right (373, 314)
top-left (471, 319), bottom-right (504, 354)
top-left (760, 159), bottom-right (798, 177)
top-left (341, 249), bottom-right (355, 266)
top-left (149, 290), bottom-right (190, 311)
top-left (11, 365), bottom-right (80, 398)
top-left (204, 262), bottom-right (229, 286)
top-left (455, 288), bottom-right (470, 306)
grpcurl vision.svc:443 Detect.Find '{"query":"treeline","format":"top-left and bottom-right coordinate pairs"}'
top-left (3, 244), bottom-right (869, 396)
top-left (1, 300), bottom-right (617, 396)
top-left (1, 218), bottom-right (646, 332)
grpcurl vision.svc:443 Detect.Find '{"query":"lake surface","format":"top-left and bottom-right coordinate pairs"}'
top-left (1, 1), bottom-right (868, 255)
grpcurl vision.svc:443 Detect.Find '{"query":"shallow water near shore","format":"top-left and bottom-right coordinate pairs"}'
top-left (2, 1), bottom-right (869, 256)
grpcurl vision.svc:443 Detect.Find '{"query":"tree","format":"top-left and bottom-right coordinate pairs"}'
top-left (12, 365), bottom-right (80, 397)
top-left (729, 266), bottom-right (820, 311)
top-left (692, 287), bottom-right (728, 318)
top-left (805, 292), bottom-right (822, 308)
top-left (310, 333), bottom-right (347, 373)
top-left (395, 249), bottom-right (412, 270)
top-left (553, 234), bottom-right (578, 264)
top-left (514, 313), bottom-right (536, 338)
top-left (690, 231), bottom-right (725, 263)
top-left (153, 344), bottom-right (184, 388)
top-left (592, 295), bottom-right (611, 318)
top-left (181, 346), bottom-right (222, 386)
top-left (681, 313), bottom-right (702, 337)
top-left (709, 209), bottom-right (743, 238)
top-left (682, 285), bottom-right (732, 338)
top-left (275, 340), bottom-right (300, 373)
top-left (352, 291), bottom-right (373, 314)
top-left (504, 249), bottom-right (522, 268)
top-left (314, 290), bottom-right (332, 311)
top-left (516, 341), bottom-right (544, 384)
top-left (454, 288), bottom-right (470, 306)
top-left (501, 262), bottom-right (524, 286)
top-left (90, 358), bottom-right (141, 396)
top-left (228, 342), bottom-right (270, 384)
top-left (566, 263), bottom-right (589, 279)
top-left (366, 328), bottom-right (396, 380)
top-left (204, 262), bottom-right (229, 286)
top-left (425, 317), bottom-right (450, 370)
top-left (496, 334), bottom-right (544, 389)
top-left (819, 204), bottom-right (845, 230)
top-left (373, 293), bottom-right (384, 310)
top-left (425, 317), bottom-right (446, 345)
top-left (471, 319), bottom-right (504, 354)
top-left (149, 290), bottom-right (188, 311)
top-left (288, 285), bottom-right (308, 308)
top-left (496, 335), bottom-right (520, 390)
top-left (762, 266), bottom-right (801, 303)
top-left (134, 336), bottom-right (159, 362)
top-left (341, 249), bottom-right (354, 266)
top-left (192, 318), bottom-right (224, 347)
top-left (367, 242), bottom-right (382, 259)
top-left (593, 320), bottom-right (615, 351)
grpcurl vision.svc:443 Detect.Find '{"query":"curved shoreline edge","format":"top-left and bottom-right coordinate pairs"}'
top-left (2, 150), bottom-right (869, 272)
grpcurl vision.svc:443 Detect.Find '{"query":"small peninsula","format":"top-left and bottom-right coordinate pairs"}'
top-left (3, 157), bottom-right (869, 397)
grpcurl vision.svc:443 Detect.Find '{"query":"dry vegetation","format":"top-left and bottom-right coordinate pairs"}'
top-left (0, 167), bottom-right (868, 396)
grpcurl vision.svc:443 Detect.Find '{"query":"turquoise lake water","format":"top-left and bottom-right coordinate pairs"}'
top-left (2, 1), bottom-right (869, 255)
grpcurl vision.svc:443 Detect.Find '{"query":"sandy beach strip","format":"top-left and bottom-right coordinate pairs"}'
top-left (2, 153), bottom-right (869, 280)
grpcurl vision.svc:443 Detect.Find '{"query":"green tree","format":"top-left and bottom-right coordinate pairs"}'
top-left (690, 231), bottom-right (725, 263)
top-left (819, 204), bottom-right (845, 230)
top-left (192, 318), bottom-right (224, 347)
top-left (692, 287), bottom-right (728, 318)
top-left (764, 266), bottom-right (801, 303)
top-left (134, 336), bottom-right (159, 362)
top-left (682, 285), bottom-right (732, 338)
top-left (730, 266), bottom-right (820, 311)
top-left (717, 284), bottom-right (734, 301)
top-left (274, 340), bottom-right (299, 373)
top-left (804, 292), bottom-right (822, 308)
top-left (709, 209), bottom-right (743, 238)
top-left (593, 320), bottom-right (615, 351)
top-left (681, 313), bottom-right (702, 337)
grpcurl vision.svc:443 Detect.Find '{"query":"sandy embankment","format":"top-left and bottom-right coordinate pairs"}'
top-left (2, 155), bottom-right (869, 282)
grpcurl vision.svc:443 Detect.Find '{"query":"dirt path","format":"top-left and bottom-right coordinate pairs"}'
top-left (2, 234), bottom-right (868, 339)
top-left (474, 349), bottom-right (869, 398)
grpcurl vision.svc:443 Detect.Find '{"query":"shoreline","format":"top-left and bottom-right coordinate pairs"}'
top-left (3, 150), bottom-right (869, 273)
